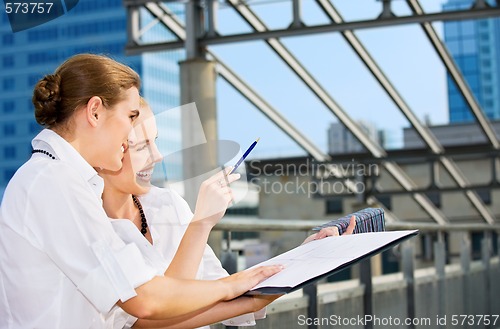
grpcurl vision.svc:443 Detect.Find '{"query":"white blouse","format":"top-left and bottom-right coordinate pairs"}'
top-left (0, 129), bottom-right (161, 329)
top-left (108, 186), bottom-right (265, 329)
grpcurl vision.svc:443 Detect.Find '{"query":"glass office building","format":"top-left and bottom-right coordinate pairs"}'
top-left (0, 0), bottom-right (182, 195)
top-left (443, 0), bottom-right (500, 123)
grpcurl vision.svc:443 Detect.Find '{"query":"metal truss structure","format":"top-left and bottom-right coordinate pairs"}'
top-left (124, 0), bottom-right (500, 225)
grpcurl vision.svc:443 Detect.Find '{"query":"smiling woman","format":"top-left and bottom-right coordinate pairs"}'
top-left (99, 99), bottom-right (270, 328)
top-left (0, 53), bottom-right (284, 329)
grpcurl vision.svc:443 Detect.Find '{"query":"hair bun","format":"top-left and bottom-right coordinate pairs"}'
top-left (33, 74), bottom-right (62, 126)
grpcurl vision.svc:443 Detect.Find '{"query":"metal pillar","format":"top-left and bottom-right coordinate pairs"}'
top-left (180, 59), bottom-right (218, 205)
top-left (402, 241), bottom-right (416, 329)
top-left (180, 1), bottom-right (222, 257)
top-left (481, 232), bottom-right (492, 328)
top-left (460, 232), bottom-right (471, 320)
top-left (434, 232), bottom-right (446, 328)
top-left (360, 260), bottom-right (373, 329)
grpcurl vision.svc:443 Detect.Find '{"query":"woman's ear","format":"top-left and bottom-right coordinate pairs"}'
top-left (85, 96), bottom-right (103, 128)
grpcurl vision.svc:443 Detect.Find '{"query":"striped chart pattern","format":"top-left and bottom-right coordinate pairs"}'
top-left (312, 208), bottom-right (386, 234)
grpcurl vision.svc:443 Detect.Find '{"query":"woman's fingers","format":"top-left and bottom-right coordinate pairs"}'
top-left (317, 227), bottom-right (339, 239)
top-left (344, 216), bottom-right (356, 235)
top-left (221, 265), bottom-right (284, 300)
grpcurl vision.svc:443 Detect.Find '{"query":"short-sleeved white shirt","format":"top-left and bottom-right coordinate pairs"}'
top-left (0, 129), bottom-right (160, 329)
top-left (108, 186), bottom-right (265, 329)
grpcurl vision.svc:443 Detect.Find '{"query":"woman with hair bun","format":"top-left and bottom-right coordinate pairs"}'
top-left (0, 53), bottom-right (282, 329)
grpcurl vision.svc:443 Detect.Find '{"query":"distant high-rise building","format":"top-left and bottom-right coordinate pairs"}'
top-left (0, 0), bottom-right (182, 194)
top-left (327, 121), bottom-right (381, 154)
top-left (443, 0), bottom-right (500, 123)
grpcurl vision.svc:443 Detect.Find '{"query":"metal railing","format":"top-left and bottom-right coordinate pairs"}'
top-left (213, 218), bottom-right (500, 329)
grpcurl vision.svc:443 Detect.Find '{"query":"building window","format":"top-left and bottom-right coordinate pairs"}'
top-left (479, 20), bottom-right (489, 28)
top-left (2, 101), bottom-right (15, 114)
top-left (4, 146), bottom-right (16, 159)
top-left (425, 191), bottom-right (441, 208)
top-left (460, 21), bottom-right (475, 37)
top-left (461, 38), bottom-right (477, 55)
top-left (476, 189), bottom-right (491, 205)
top-left (28, 74), bottom-right (40, 87)
top-left (2, 34), bottom-right (13, 45)
top-left (325, 199), bottom-right (343, 214)
top-left (30, 121), bottom-right (41, 134)
top-left (2, 55), bottom-right (14, 68)
top-left (3, 123), bottom-right (16, 136)
top-left (480, 45), bottom-right (490, 53)
top-left (377, 195), bottom-right (392, 210)
top-left (28, 27), bottom-right (58, 42)
top-left (2, 77), bottom-right (14, 91)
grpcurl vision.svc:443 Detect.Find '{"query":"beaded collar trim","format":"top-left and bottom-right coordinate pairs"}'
top-left (32, 149), bottom-right (56, 160)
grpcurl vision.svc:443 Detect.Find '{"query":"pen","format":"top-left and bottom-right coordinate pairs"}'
top-left (229, 138), bottom-right (260, 174)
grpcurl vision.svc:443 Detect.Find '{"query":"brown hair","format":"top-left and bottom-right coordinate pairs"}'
top-left (32, 54), bottom-right (141, 128)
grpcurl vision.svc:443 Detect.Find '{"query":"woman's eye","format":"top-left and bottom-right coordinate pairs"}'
top-left (136, 140), bottom-right (150, 151)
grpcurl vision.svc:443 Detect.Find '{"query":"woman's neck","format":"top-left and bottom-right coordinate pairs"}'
top-left (101, 189), bottom-right (135, 220)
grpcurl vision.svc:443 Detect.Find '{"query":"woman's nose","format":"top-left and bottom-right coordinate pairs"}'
top-left (150, 143), bottom-right (162, 164)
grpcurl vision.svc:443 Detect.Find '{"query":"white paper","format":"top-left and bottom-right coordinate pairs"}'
top-left (249, 230), bottom-right (418, 291)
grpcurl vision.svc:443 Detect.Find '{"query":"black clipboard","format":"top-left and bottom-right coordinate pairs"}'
top-left (245, 230), bottom-right (418, 295)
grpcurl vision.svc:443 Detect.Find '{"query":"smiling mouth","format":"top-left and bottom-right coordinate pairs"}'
top-left (136, 167), bottom-right (154, 181)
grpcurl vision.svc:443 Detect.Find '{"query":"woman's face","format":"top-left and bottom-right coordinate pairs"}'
top-left (94, 86), bottom-right (141, 171)
top-left (127, 107), bottom-right (162, 193)
top-left (100, 106), bottom-right (162, 196)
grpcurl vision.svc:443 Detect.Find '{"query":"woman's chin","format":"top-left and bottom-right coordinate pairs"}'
top-left (135, 178), bottom-right (152, 191)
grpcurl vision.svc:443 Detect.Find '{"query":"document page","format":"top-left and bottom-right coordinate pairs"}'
top-left (248, 230), bottom-right (418, 293)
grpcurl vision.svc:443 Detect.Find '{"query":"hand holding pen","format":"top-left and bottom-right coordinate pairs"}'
top-left (229, 138), bottom-right (260, 174)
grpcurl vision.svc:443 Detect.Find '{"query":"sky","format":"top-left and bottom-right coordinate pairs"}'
top-left (209, 0), bottom-right (448, 158)
top-left (2, 0), bottom-right (451, 161)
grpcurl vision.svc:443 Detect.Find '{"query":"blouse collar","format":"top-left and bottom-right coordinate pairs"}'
top-left (31, 129), bottom-right (104, 198)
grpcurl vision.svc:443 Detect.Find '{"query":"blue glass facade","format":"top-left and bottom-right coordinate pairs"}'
top-left (443, 0), bottom-right (500, 123)
top-left (0, 0), bottom-right (182, 194)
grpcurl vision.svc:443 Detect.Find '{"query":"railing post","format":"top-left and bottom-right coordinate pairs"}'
top-left (434, 231), bottom-right (446, 328)
top-left (482, 232), bottom-right (492, 329)
top-left (460, 232), bottom-right (471, 321)
top-left (303, 283), bottom-right (318, 329)
top-left (402, 240), bottom-right (415, 329)
top-left (222, 230), bottom-right (238, 329)
top-left (498, 232), bottom-right (500, 257)
top-left (360, 259), bottom-right (373, 329)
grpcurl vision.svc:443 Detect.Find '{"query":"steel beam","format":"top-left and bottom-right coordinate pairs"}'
top-left (123, 3), bottom-right (500, 52)
top-left (316, 0), bottom-right (442, 154)
top-left (227, 0), bottom-right (448, 224)
top-left (215, 59), bottom-right (328, 163)
top-left (316, 0), bottom-right (495, 224)
top-left (125, 4), bottom-right (140, 48)
top-left (139, 3), bottom-right (329, 162)
top-left (196, 7), bottom-right (500, 47)
top-left (227, 0), bottom-right (385, 157)
top-left (124, 1), bottom-right (500, 225)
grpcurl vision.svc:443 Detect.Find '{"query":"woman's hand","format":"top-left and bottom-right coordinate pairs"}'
top-left (301, 215), bottom-right (356, 245)
top-left (218, 265), bottom-right (284, 301)
top-left (192, 167), bottom-right (240, 228)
